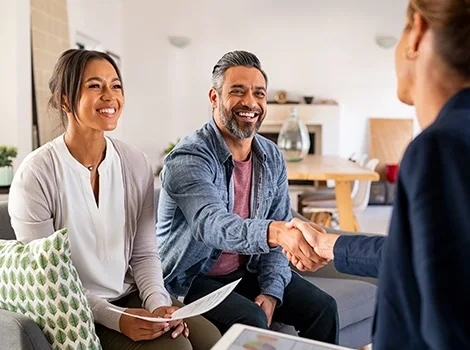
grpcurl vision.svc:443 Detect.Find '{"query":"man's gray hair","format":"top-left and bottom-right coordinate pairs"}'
top-left (211, 51), bottom-right (268, 92)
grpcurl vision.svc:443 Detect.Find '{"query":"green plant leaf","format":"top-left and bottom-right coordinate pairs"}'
top-left (76, 343), bottom-right (86, 350)
top-left (36, 271), bottom-right (47, 286)
top-left (9, 270), bottom-right (17, 285)
top-left (0, 254), bottom-right (5, 266)
top-left (69, 280), bottom-right (79, 294)
top-left (13, 256), bottom-right (20, 269)
top-left (58, 299), bottom-right (69, 314)
top-left (44, 329), bottom-right (54, 344)
top-left (36, 303), bottom-right (46, 317)
top-left (26, 288), bottom-right (35, 300)
top-left (26, 301), bottom-right (35, 315)
top-left (26, 271), bottom-right (35, 286)
top-left (2, 270), bottom-right (8, 284)
top-left (42, 239), bottom-right (52, 252)
top-left (39, 254), bottom-right (48, 269)
top-left (47, 301), bottom-right (58, 316)
top-left (68, 329), bottom-right (78, 342)
top-left (48, 269), bottom-right (58, 284)
top-left (47, 318), bottom-right (56, 330)
top-left (16, 304), bottom-right (26, 314)
top-left (46, 286), bottom-right (58, 300)
top-left (78, 325), bottom-right (89, 340)
top-left (57, 315), bottom-right (68, 330)
top-left (5, 255), bottom-right (12, 268)
top-left (18, 288), bottom-right (26, 302)
top-left (18, 271), bottom-right (25, 286)
top-left (30, 260), bottom-right (38, 270)
top-left (36, 288), bottom-right (46, 302)
top-left (0, 145), bottom-right (18, 167)
top-left (70, 296), bottom-right (80, 311)
top-left (55, 329), bottom-right (67, 344)
top-left (79, 310), bottom-right (89, 323)
top-left (49, 252), bottom-right (60, 267)
top-left (36, 317), bottom-right (46, 330)
top-left (20, 256), bottom-right (30, 270)
top-left (53, 234), bottom-right (63, 251)
top-left (8, 288), bottom-right (17, 301)
top-left (69, 313), bottom-right (79, 327)
top-left (59, 266), bottom-right (69, 280)
top-left (58, 283), bottom-right (69, 298)
top-left (60, 253), bottom-right (70, 264)
top-left (0, 286), bottom-right (8, 300)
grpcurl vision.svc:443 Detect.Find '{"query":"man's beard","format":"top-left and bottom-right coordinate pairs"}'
top-left (218, 102), bottom-right (264, 139)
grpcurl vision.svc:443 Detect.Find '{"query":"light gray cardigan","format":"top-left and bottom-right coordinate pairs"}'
top-left (8, 137), bottom-right (171, 332)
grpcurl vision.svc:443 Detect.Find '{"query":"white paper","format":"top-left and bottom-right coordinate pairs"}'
top-left (108, 278), bottom-right (241, 322)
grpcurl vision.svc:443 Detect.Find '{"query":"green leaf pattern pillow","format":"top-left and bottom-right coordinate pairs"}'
top-left (0, 229), bottom-right (101, 350)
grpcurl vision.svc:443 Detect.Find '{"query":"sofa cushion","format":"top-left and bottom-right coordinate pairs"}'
top-left (304, 276), bottom-right (377, 330)
top-left (0, 201), bottom-right (15, 240)
top-left (0, 229), bottom-right (101, 349)
top-left (0, 309), bottom-right (51, 350)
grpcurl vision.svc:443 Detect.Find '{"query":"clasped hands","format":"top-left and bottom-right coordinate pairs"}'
top-left (119, 305), bottom-right (189, 342)
top-left (273, 218), bottom-right (339, 272)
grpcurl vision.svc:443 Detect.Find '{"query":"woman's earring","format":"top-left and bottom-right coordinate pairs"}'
top-left (404, 47), bottom-right (419, 60)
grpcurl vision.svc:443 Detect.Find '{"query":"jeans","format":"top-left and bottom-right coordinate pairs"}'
top-left (185, 268), bottom-right (339, 344)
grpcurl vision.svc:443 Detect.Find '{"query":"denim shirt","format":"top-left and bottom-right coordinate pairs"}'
top-left (157, 119), bottom-right (292, 302)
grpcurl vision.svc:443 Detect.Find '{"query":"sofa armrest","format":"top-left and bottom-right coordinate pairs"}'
top-left (290, 209), bottom-right (379, 285)
top-left (0, 309), bottom-right (51, 350)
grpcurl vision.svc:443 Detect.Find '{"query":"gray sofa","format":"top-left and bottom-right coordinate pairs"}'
top-left (0, 194), bottom-right (378, 349)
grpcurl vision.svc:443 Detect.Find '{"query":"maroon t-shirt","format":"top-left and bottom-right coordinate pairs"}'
top-left (207, 154), bottom-right (252, 276)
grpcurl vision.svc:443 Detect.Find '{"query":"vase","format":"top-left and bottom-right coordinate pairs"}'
top-left (0, 166), bottom-right (13, 186)
top-left (277, 108), bottom-right (310, 162)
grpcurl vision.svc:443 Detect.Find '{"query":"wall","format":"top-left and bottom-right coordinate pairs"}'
top-left (121, 0), bottom-right (417, 169)
top-left (0, 0), bottom-right (32, 167)
top-left (31, 0), bottom-right (70, 146)
top-left (67, 0), bottom-right (124, 139)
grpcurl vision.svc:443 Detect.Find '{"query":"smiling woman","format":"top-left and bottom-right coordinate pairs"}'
top-left (7, 49), bottom-right (221, 350)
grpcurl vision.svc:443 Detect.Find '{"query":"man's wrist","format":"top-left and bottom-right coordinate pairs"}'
top-left (267, 221), bottom-right (282, 247)
top-left (261, 294), bottom-right (279, 306)
top-left (319, 234), bottom-right (340, 260)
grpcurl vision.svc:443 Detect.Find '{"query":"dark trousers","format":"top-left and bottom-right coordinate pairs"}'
top-left (185, 269), bottom-right (339, 344)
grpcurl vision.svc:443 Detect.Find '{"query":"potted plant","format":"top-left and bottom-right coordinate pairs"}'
top-left (0, 145), bottom-right (18, 186)
top-left (155, 139), bottom-right (180, 177)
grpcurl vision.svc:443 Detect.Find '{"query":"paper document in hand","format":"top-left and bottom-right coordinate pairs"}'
top-left (108, 278), bottom-right (241, 322)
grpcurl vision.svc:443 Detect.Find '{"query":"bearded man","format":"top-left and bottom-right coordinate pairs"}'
top-left (156, 51), bottom-right (339, 344)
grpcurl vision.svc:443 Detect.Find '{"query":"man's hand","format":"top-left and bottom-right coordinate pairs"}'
top-left (268, 221), bottom-right (328, 271)
top-left (153, 306), bottom-right (189, 339)
top-left (254, 294), bottom-right (277, 327)
top-left (283, 219), bottom-right (340, 271)
top-left (119, 308), bottom-right (170, 341)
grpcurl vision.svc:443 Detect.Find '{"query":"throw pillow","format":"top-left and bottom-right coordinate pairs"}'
top-left (0, 229), bottom-right (101, 350)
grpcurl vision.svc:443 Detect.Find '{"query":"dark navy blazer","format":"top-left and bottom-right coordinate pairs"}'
top-left (334, 88), bottom-right (470, 349)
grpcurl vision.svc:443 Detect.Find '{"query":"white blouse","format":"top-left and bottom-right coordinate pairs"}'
top-left (50, 135), bottom-right (130, 299)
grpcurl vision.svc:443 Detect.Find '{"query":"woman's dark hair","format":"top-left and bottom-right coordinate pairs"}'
top-left (48, 49), bottom-right (123, 127)
top-left (407, 0), bottom-right (470, 78)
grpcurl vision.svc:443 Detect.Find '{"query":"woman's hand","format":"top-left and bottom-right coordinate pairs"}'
top-left (119, 308), bottom-right (170, 341)
top-left (153, 306), bottom-right (190, 339)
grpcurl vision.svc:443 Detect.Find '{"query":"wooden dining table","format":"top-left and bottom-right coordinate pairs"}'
top-left (286, 155), bottom-right (380, 232)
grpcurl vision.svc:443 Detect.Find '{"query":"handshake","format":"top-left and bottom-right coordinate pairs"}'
top-left (268, 218), bottom-right (340, 272)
